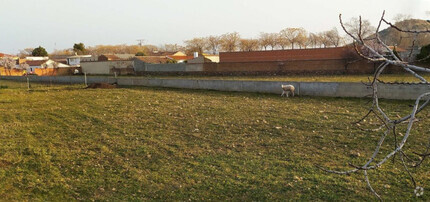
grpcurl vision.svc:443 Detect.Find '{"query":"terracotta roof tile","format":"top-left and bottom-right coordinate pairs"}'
top-left (168, 55), bottom-right (194, 61)
top-left (0, 53), bottom-right (14, 57)
top-left (99, 54), bottom-right (121, 61)
top-left (26, 60), bottom-right (48, 66)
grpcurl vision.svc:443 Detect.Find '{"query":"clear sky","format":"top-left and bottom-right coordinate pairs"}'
top-left (0, 0), bottom-right (429, 54)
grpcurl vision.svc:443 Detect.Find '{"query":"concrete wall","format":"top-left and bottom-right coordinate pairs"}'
top-left (1, 75), bottom-right (429, 100)
top-left (133, 60), bottom-right (386, 75)
top-left (184, 63), bottom-right (204, 72)
top-left (81, 61), bottom-right (134, 75)
top-left (133, 59), bottom-right (147, 72)
top-left (146, 63), bottom-right (187, 72)
top-left (135, 63), bottom-right (203, 73)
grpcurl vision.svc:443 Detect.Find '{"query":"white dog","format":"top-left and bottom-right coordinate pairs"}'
top-left (281, 84), bottom-right (295, 97)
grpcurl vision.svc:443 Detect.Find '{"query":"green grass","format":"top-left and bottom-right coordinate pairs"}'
top-left (122, 73), bottom-right (430, 83)
top-left (0, 80), bottom-right (429, 201)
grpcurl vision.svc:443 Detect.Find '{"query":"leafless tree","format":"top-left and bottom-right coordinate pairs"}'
top-left (393, 13), bottom-right (412, 23)
top-left (277, 34), bottom-right (290, 50)
top-left (50, 48), bottom-right (74, 56)
top-left (319, 11), bottom-right (430, 200)
top-left (239, 39), bottom-right (260, 52)
top-left (144, 45), bottom-right (159, 54)
top-left (85, 44), bottom-right (156, 55)
top-left (266, 33), bottom-right (279, 50)
top-left (307, 33), bottom-right (321, 48)
top-left (256, 33), bottom-right (280, 50)
top-left (279, 27), bottom-right (307, 49)
top-left (205, 35), bottom-right (221, 54)
top-left (0, 57), bottom-right (16, 69)
top-left (296, 31), bottom-right (309, 49)
top-left (184, 37), bottom-right (206, 54)
top-left (344, 17), bottom-right (376, 39)
top-left (317, 32), bottom-right (330, 48)
top-left (324, 27), bottom-right (343, 47)
top-left (160, 44), bottom-right (184, 52)
top-left (259, 32), bottom-right (272, 50)
top-left (18, 48), bottom-right (34, 57)
top-left (383, 19), bottom-right (430, 49)
top-left (220, 32), bottom-right (241, 52)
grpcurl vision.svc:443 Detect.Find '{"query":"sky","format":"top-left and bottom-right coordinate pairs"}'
top-left (0, 0), bottom-right (429, 54)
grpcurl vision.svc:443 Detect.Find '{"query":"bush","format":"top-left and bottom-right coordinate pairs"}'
top-left (135, 52), bottom-right (145, 56)
top-left (416, 44), bottom-right (430, 63)
top-left (166, 59), bottom-right (177, 64)
top-left (73, 43), bottom-right (87, 55)
top-left (32, 46), bottom-right (48, 56)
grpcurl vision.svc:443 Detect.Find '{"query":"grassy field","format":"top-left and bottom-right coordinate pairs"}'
top-left (0, 80), bottom-right (429, 201)
top-left (135, 73), bottom-right (430, 83)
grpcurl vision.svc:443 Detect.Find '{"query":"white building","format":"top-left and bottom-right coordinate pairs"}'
top-left (25, 56), bottom-right (49, 61)
top-left (66, 55), bottom-right (93, 66)
top-left (24, 59), bottom-right (70, 73)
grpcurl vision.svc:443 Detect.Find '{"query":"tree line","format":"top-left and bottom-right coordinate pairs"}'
top-left (19, 15), bottom-right (429, 57)
top-left (183, 27), bottom-right (346, 54)
top-left (43, 27), bottom-right (347, 57)
top-left (41, 26), bottom-right (352, 57)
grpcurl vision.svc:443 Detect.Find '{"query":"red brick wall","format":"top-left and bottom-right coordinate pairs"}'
top-left (219, 47), bottom-right (357, 63)
top-left (202, 59), bottom-right (376, 74)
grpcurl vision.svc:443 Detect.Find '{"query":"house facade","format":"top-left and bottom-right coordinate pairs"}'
top-left (24, 59), bottom-right (70, 73)
top-left (66, 55), bottom-right (93, 66)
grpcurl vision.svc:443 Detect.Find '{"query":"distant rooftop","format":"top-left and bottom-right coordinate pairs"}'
top-left (0, 53), bottom-right (15, 57)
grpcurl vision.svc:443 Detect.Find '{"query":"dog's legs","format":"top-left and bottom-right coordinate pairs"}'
top-left (281, 91), bottom-right (285, 97)
top-left (292, 90), bottom-right (294, 97)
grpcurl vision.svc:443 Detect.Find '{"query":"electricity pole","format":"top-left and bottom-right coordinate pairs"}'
top-left (137, 39), bottom-right (145, 47)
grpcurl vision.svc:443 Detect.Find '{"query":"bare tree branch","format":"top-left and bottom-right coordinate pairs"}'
top-left (382, 19), bottom-right (430, 34)
top-left (364, 170), bottom-right (382, 201)
top-left (322, 11), bottom-right (430, 199)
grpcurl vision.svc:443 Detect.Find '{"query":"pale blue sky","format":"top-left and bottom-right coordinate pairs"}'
top-left (0, 0), bottom-right (429, 54)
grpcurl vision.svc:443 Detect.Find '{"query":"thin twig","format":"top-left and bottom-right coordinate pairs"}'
top-left (364, 170), bottom-right (382, 201)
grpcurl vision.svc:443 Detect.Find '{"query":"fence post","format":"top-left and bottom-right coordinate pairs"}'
top-left (114, 72), bottom-right (118, 84)
top-left (26, 75), bottom-right (30, 90)
top-left (84, 72), bottom-right (87, 86)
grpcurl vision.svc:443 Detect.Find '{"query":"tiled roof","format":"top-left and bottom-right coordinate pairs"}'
top-left (50, 55), bottom-right (73, 60)
top-left (26, 60), bottom-right (48, 66)
top-left (114, 54), bottom-right (135, 59)
top-left (0, 53), bottom-right (14, 57)
top-left (105, 55), bottom-right (121, 60)
top-left (53, 59), bottom-right (68, 65)
top-left (168, 55), bottom-right (194, 61)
